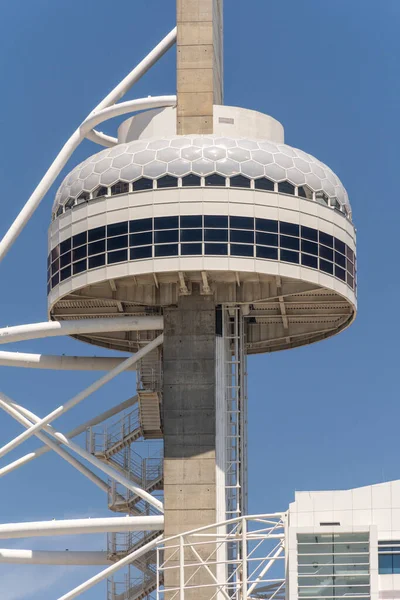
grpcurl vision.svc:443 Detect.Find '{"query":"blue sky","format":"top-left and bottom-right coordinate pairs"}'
top-left (0, 0), bottom-right (398, 598)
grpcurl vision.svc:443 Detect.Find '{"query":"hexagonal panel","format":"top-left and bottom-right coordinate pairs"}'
top-left (295, 149), bottom-right (313, 162)
top-left (241, 160), bottom-right (264, 178)
top-left (238, 140), bottom-right (259, 150)
top-left (192, 158), bottom-right (215, 175)
top-left (126, 141), bottom-right (148, 154)
top-left (203, 146), bottom-right (227, 161)
top-left (170, 137), bottom-right (192, 148)
top-left (251, 149), bottom-right (274, 165)
top-left (108, 145), bottom-right (127, 158)
top-left (66, 167), bottom-right (80, 186)
top-left (100, 168), bottom-right (120, 186)
top-left (157, 147), bottom-right (180, 162)
top-left (193, 137), bottom-right (214, 147)
top-left (310, 162), bottom-right (326, 179)
top-left (167, 159), bottom-right (191, 176)
top-left (214, 137), bottom-right (237, 148)
top-left (181, 146), bottom-right (202, 161)
top-left (277, 144), bottom-right (298, 158)
top-left (120, 164), bottom-right (142, 181)
top-left (305, 173), bottom-right (322, 190)
top-left (112, 153), bottom-right (133, 169)
top-left (143, 161), bottom-right (167, 178)
top-left (70, 180), bottom-right (84, 197)
top-left (264, 163), bottom-right (286, 181)
top-left (293, 158), bottom-right (312, 173)
top-left (286, 168), bottom-right (306, 186)
top-left (259, 141), bottom-right (279, 153)
top-left (148, 139), bottom-right (170, 150)
top-left (274, 154), bottom-right (294, 169)
top-left (82, 173), bottom-right (101, 192)
top-left (91, 151), bottom-right (109, 163)
top-left (79, 164), bottom-right (94, 179)
top-left (326, 170), bottom-right (339, 186)
top-left (215, 158), bottom-right (240, 176)
top-left (227, 147), bottom-right (251, 162)
top-left (322, 180), bottom-right (335, 197)
top-left (134, 150), bottom-right (156, 165)
top-left (94, 158), bottom-right (112, 174)
top-left (59, 186), bottom-right (71, 204)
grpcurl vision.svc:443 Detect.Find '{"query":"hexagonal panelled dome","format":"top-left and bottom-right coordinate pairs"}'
top-left (48, 106), bottom-right (356, 353)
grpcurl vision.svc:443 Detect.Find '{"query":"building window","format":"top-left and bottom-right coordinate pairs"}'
top-left (181, 174), bottom-right (201, 187)
top-left (133, 177), bottom-right (153, 191)
top-left (298, 185), bottom-right (313, 200)
top-left (111, 181), bottom-right (129, 195)
top-left (278, 181), bottom-right (295, 195)
top-left (230, 174), bottom-right (251, 188)
top-left (255, 177), bottom-right (274, 191)
top-left (205, 173), bottom-right (226, 187)
top-left (92, 186), bottom-right (108, 198)
top-left (379, 542), bottom-right (400, 574)
top-left (157, 175), bottom-right (178, 189)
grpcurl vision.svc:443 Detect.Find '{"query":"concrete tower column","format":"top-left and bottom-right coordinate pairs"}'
top-left (177, 0), bottom-right (223, 134)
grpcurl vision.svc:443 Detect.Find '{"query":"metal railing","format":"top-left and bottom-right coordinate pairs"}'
top-left (108, 567), bottom-right (158, 600)
top-left (86, 405), bottom-right (141, 456)
top-left (156, 513), bottom-right (286, 600)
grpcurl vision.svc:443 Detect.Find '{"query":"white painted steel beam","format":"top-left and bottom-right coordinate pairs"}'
top-left (0, 27), bottom-right (176, 263)
top-left (0, 549), bottom-right (111, 565)
top-left (0, 516), bottom-right (164, 539)
top-left (0, 351), bottom-right (138, 371)
top-left (0, 334), bottom-right (163, 460)
top-left (0, 394), bottom-right (164, 512)
top-left (0, 396), bottom-right (137, 477)
top-left (0, 316), bottom-right (163, 345)
top-left (57, 534), bottom-right (163, 600)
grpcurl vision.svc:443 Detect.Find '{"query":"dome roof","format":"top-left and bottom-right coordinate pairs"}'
top-left (53, 135), bottom-right (351, 217)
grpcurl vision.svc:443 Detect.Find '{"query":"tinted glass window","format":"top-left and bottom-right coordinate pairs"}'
top-left (107, 235), bottom-right (128, 251)
top-left (231, 244), bottom-right (254, 257)
top-left (51, 259), bottom-right (59, 275)
top-left (230, 175), bottom-right (251, 188)
top-left (204, 215), bottom-right (228, 228)
top-left (230, 216), bottom-right (254, 230)
top-left (73, 231), bottom-right (87, 248)
top-left (92, 186), bottom-right (108, 198)
top-left (73, 246), bottom-right (87, 261)
top-left (108, 222), bottom-right (128, 237)
top-left (278, 181), bottom-right (295, 195)
top-left (320, 259), bottom-right (334, 274)
top-left (281, 249), bottom-right (299, 264)
top-left (130, 218), bottom-right (153, 233)
top-left (205, 173), bottom-right (226, 187)
top-left (111, 181), bottom-right (129, 195)
top-left (51, 273), bottom-right (59, 287)
top-left (60, 252), bottom-right (71, 268)
top-left (180, 229), bottom-right (202, 242)
top-left (256, 246), bottom-right (278, 260)
top-left (130, 246), bottom-right (152, 260)
top-left (182, 174), bottom-right (201, 187)
top-left (60, 239), bottom-right (71, 254)
top-left (205, 229), bottom-right (228, 242)
top-left (155, 244), bottom-right (178, 257)
top-left (301, 254), bottom-right (318, 269)
top-left (89, 240), bottom-right (106, 255)
top-left (335, 251), bottom-right (346, 268)
top-left (73, 259), bottom-right (87, 274)
top-left (320, 245), bottom-right (333, 261)
top-left (108, 249), bottom-right (128, 264)
top-left (256, 232), bottom-right (278, 247)
top-left (301, 240), bottom-right (318, 255)
top-left (334, 238), bottom-right (346, 254)
top-left (280, 222), bottom-right (299, 237)
top-left (347, 259), bottom-right (354, 276)
top-left (301, 226), bottom-right (318, 242)
top-left (181, 215), bottom-right (202, 228)
top-left (88, 226), bottom-right (106, 242)
top-left (254, 178), bottom-right (274, 191)
top-left (181, 243), bottom-right (202, 255)
top-left (154, 216), bottom-right (179, 230)
top-left (335, 266), bottom-right (346, 281)
top-left (346, 246), bottom-right (355, 262)
top-left (205, 243), bottom-right (228, 255)
top-left (133, 178), bottom-right (153, 191)
top-left (280, 235), bottom-right (300, 250)
top-left (60, 266), bottom-right (71, 281)
top-left (157, 175), bottom-right (178, 188)
top-left (230, 230), bottom-right (254, 244)
top-left (347, 273), bottom-right (354, 289)
top-left (155, 230), bottom-right (179, 244)
top-left (319, 231), bottom-right (333, 247)
top-left (256, 218), bottom-right (278, 233)
top-left (298, 185), bottom-right (313, 199)
top-left (130, 232), bottom-right (152, 247)
top-left (89, 254), bottom-right (106, 269)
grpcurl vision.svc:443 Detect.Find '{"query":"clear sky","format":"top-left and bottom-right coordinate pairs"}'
top-left (0, 0), bottom-right (398, 598)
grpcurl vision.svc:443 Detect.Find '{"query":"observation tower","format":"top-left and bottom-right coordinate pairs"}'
top-left (0, 2), bottom-right (356, 600)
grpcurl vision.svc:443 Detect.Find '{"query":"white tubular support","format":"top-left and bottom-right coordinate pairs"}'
top-left (0, 351), bottom-right (137, 370)
top-left (0, 315), bottom-right (163, 345)
top-left (0, 549), bottom-right (111, 565)
top-left (0, 26), bottom-right (176, 263)
top-left (0, 516), bottom-right (164, 539)
top-left (57, 534), bottom-right (164, 600)
top-left (0, 396), bottom-right (137, 477)
top-left (0, 393), bottom-right (164, 512)
top-left (0, 334), bottom-right (163, 461)
top-left (85, 129), bottom-right (118, 147)
top-left (0, 394), bottom-right (108, 493)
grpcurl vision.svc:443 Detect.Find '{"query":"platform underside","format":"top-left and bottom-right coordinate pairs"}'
top-left (49, 269), bottom-right (355, 354)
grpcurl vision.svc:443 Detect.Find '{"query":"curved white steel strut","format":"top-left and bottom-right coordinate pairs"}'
top-left (0, 549), bottom-right (111, 565)
top-left (0, 351), bottom-right (138, 370)
top-left (0, 26), bottom-right (176, 262)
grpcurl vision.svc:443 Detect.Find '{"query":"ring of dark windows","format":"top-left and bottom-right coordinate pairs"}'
top-left (53, 175), bottom-right (350, 220)
top-left (48, 215), bottom-right (356, 295)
